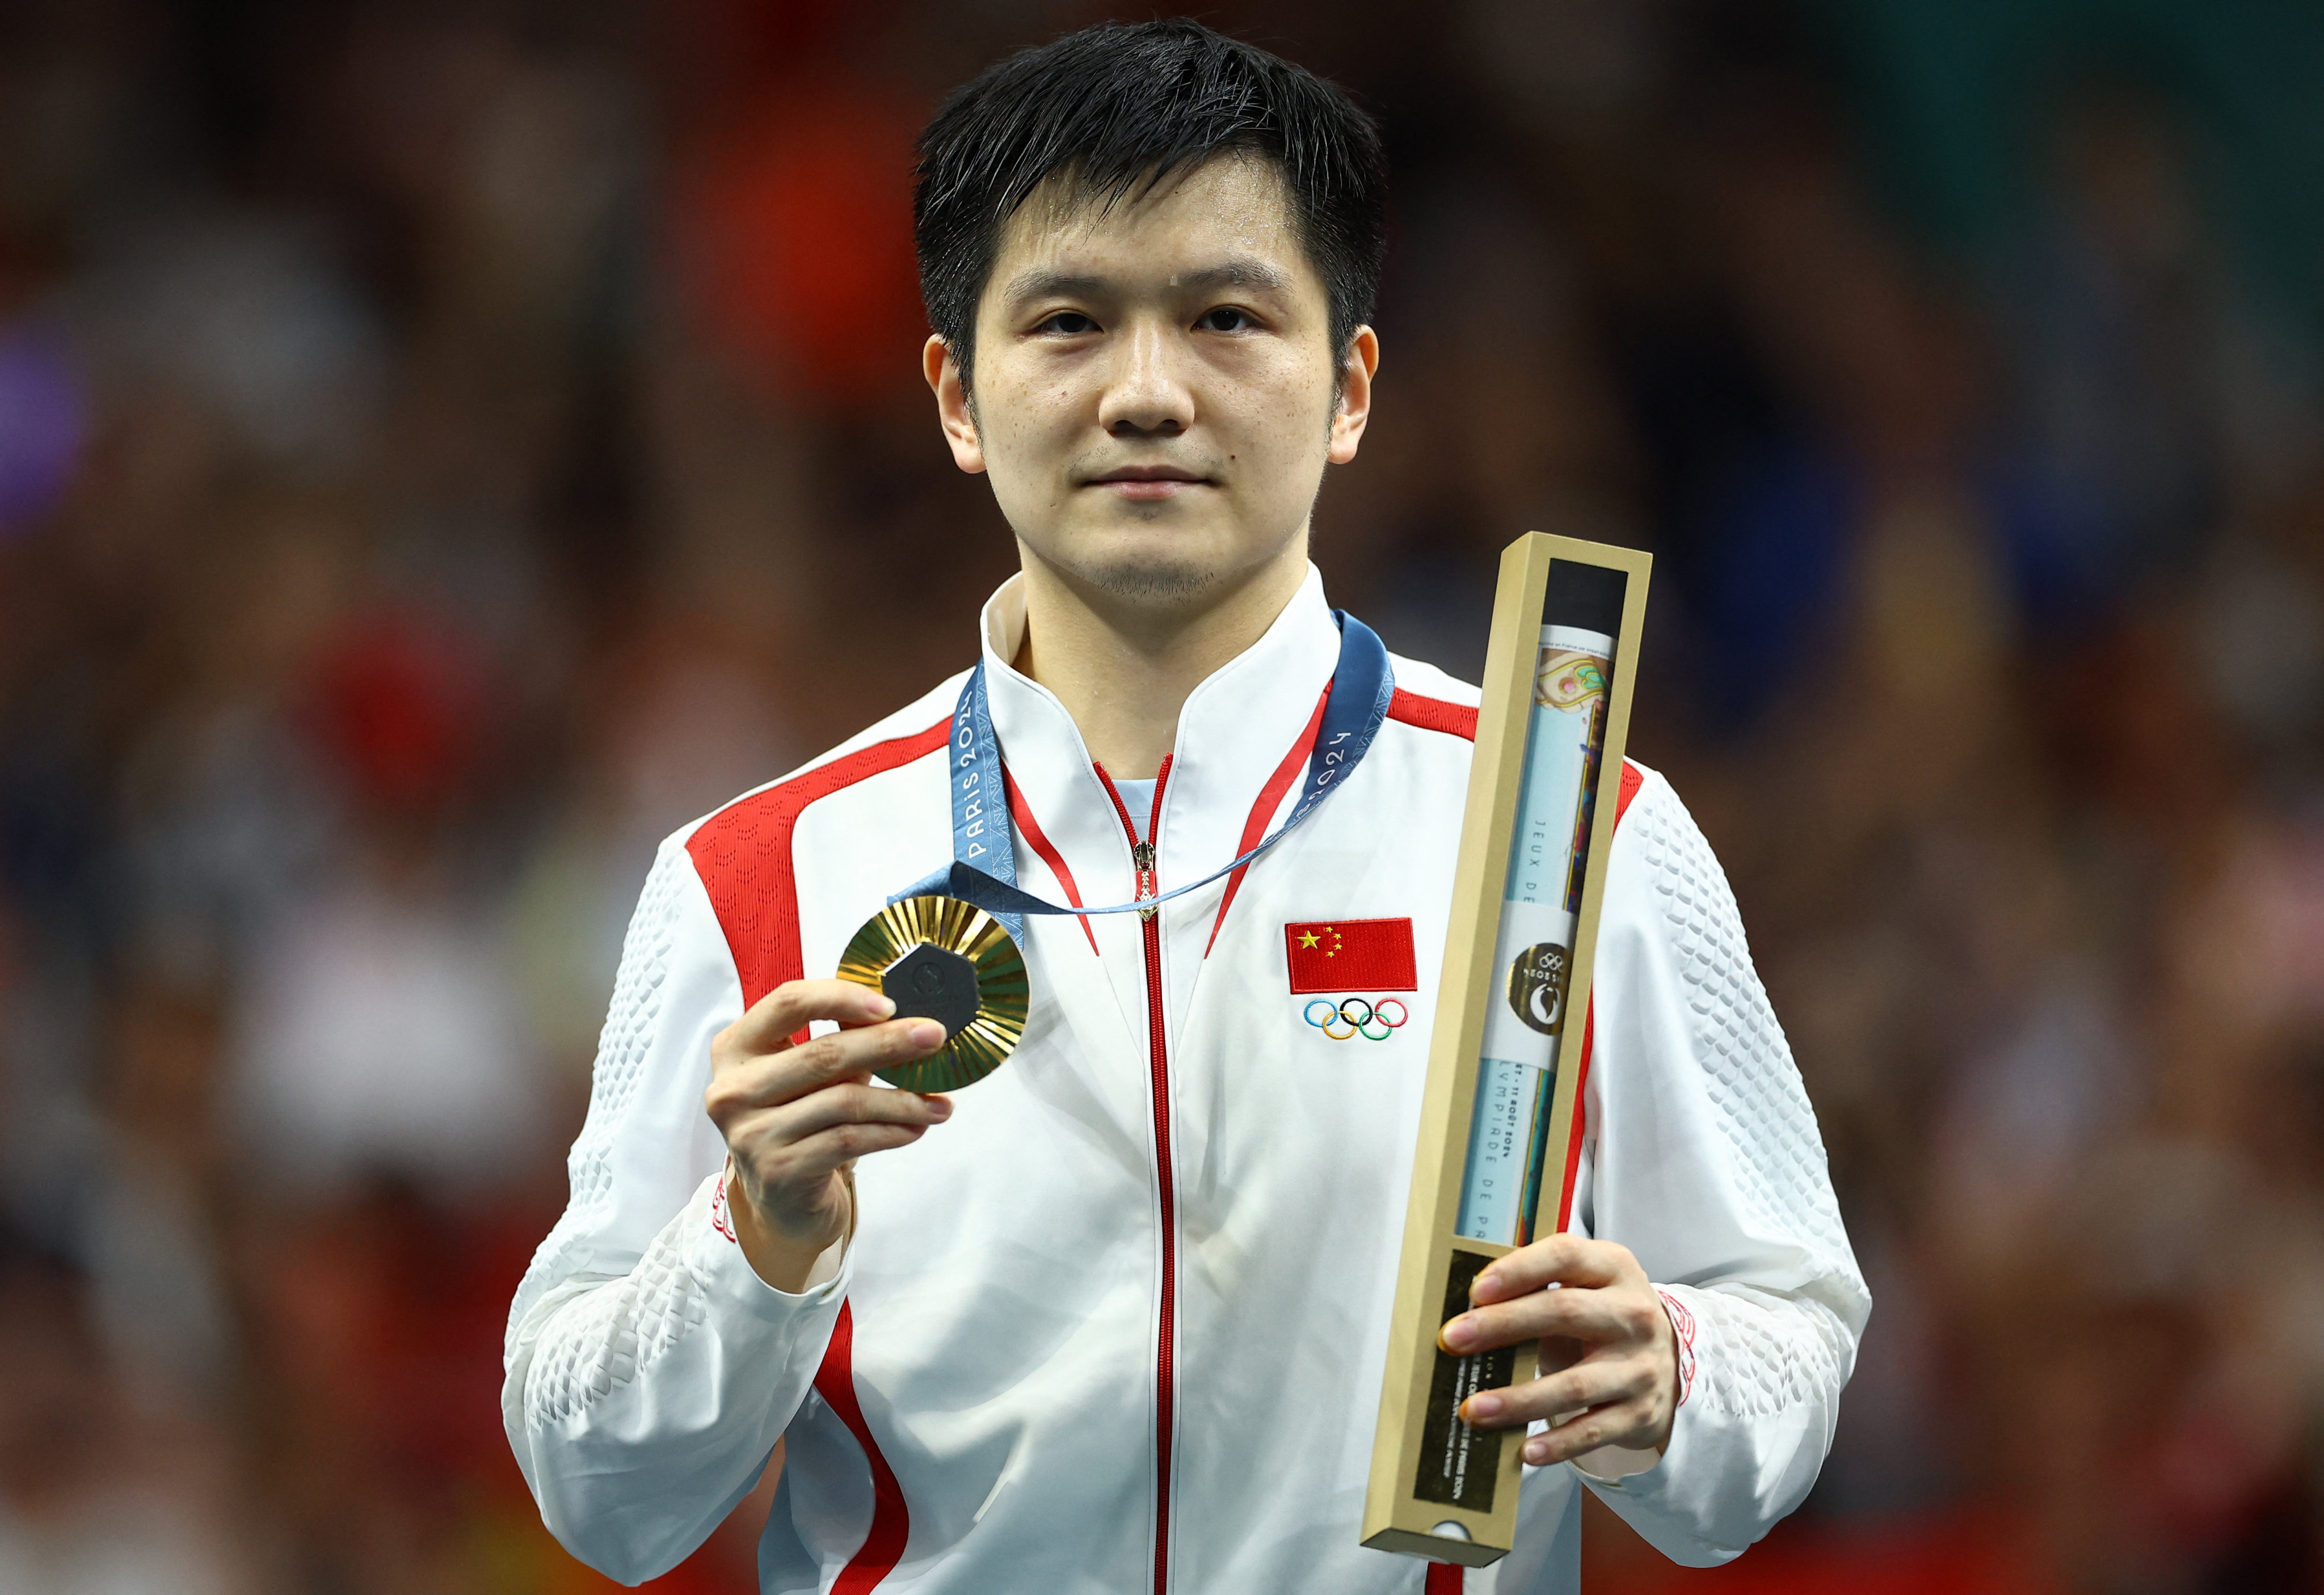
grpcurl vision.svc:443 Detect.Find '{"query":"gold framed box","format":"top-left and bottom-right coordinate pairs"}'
top-left (1361, 532), bottom-right (1651, 1566)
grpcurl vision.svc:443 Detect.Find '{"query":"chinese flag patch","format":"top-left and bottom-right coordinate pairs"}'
top-left (1285, 919), bottom-right (1417, 993)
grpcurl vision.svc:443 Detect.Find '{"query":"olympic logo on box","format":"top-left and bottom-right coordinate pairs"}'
top-left (1302, 996), bottom-right (1409, 1041)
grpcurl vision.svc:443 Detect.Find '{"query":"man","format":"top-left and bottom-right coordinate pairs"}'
top-left (504, 20), bottom-right (1867, 1593)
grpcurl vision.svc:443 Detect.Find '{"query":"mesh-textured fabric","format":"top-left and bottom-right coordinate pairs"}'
top-left (508, 842), bottom-right (689, 1353)
top-left (1675, 1285), bottom-right (1854, 1423)
top-left (526, 1205), bottom-right (710, 1427)
top-left (1631, 782), bottom-right (1851, 1260)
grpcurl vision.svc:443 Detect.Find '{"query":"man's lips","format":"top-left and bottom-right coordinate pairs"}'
top-left (1085, 465), bottom-right (1215, 500)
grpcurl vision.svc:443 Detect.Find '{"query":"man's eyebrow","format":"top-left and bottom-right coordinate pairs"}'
top-left (1172, 258), bottom-right (1293, 295)
top-left (1000, 257), bottom-right (1295, 306)
top-left (1002, 270), bottom-right (1108, 306)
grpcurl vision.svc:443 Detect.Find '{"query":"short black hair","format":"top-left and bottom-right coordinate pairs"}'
top-left (914, 20), bottom-right (1387, 389)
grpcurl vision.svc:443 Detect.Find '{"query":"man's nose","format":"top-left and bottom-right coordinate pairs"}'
top-left (1096, 319), bottom-right (1193, 438)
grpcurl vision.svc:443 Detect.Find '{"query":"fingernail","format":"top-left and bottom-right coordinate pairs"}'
top-left (1522, 1438), bottom-right (1549, 1465)
top-left (911, 1020), bottom-right (945, 1048)
top-left (1442, 1316), bottom-right (1475, 1351)
top-left (872, 993), bottom-right (896, 1018)
top-left (926, 1096), bottom-right (953, 1120)
top-left (1464, 1392), bottom-right (1503, 1422)
top-left (1472, 1270), bottom-right (1500, 1301)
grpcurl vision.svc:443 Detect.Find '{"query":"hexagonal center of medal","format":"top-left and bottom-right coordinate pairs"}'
top-left (882, 942), bottom-right (980, 1039)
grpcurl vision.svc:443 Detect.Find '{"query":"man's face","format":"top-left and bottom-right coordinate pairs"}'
top-left (924, 155), bottom-right (1374, 613)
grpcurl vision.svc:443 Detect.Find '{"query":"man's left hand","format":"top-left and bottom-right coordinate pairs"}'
top-left (1439, 1235), bottom-right (1680, 1468)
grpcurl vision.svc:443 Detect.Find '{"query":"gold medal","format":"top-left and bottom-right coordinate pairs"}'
top-left (836, 895), bottom-right (1028, 1092)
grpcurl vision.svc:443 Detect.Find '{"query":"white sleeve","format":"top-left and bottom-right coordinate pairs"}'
top-left (500, 836), bottom-right (849, 1584)
top-left (1558, 771), bottom-right (1870, 1567)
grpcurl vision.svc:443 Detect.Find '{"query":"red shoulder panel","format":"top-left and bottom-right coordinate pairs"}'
top-left (685, 720), bottom-right (951, 1015)
top-left (1384, 688), bottom-right (1477, 741)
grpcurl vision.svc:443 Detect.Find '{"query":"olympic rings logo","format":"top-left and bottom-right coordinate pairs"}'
top-left (1303, 996), bottom-right (1410, 1041)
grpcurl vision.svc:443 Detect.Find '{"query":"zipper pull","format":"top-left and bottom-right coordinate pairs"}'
top-left (1132, 840), bottom-right (1157, 920)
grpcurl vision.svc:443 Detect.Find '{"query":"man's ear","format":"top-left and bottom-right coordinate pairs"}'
top-left (1328, 326), bottom-right (1379, 465)
top-left (925, 335), bottom-right (986, 475)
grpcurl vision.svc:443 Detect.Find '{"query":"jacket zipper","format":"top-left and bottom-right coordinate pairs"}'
top-left (1096, 757), bottom-right (1176, 1595)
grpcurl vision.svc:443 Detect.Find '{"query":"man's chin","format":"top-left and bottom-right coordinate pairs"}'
top-left (1060, 551), bottom-right (1223, 606)
top-left (1020, 513), bottom-right (1306, 613)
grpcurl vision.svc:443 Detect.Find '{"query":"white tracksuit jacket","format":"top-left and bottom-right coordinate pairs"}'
top-left (503, 566), bottom-right (1870, 1593)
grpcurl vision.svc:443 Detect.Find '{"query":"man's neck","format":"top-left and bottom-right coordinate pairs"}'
top-left (1011, 539), bottom-right (1311, 779)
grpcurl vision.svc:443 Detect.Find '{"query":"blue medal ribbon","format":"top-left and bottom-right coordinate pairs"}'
top-left (895, 611), bottom-right (1395, 942)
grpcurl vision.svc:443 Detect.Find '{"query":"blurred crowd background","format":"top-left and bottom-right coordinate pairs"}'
top-left (3, 1), bottom-right (2322, 1590)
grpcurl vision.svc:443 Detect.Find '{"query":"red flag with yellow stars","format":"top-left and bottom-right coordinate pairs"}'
top-left (1283, 919), bottom-right (1417, 994)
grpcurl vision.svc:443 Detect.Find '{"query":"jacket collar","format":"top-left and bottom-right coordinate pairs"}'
top-left (977, 564), bottom-right (1342, 905)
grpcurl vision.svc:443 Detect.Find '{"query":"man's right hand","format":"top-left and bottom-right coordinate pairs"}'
top-left (705, 978), bottom-right (952, 1292)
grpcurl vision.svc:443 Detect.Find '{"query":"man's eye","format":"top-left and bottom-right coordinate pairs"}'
top-left (1195, 306), bottom-right (1254, 332)
top-left (1036, 311), bottom-right (1099, 335)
